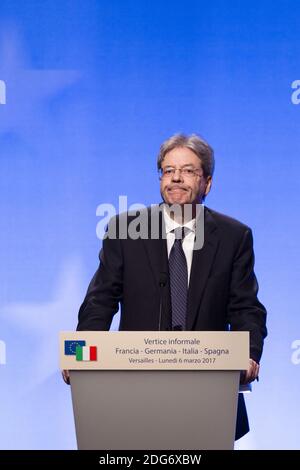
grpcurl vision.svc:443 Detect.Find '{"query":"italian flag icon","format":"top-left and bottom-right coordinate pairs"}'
top-left (76, 345), bottom-right (97, 361)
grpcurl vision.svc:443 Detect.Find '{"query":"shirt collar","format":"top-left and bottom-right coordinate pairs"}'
top-left (163, 204), bottom-right (196, 235)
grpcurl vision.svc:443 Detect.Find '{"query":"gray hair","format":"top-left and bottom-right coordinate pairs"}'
top-left (157, 133), bottom-right (215, 177)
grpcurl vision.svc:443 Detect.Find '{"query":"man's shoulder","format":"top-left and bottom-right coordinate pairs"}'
top-left (105, 205), bottom-right (160, 238)
top-left (113, 205), bottom-right (160, 222)
top-left (205, 206), bottom-right (251, 234)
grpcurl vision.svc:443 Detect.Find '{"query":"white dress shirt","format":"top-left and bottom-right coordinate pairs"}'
top-left (163, 205), bottom-right (196, 285)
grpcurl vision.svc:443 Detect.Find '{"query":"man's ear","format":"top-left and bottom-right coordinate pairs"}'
top-left (204, 176), bottom-right (212, 196)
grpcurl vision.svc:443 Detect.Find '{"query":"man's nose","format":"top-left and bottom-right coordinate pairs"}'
top-left (171, 169), bottom-right (183, 181)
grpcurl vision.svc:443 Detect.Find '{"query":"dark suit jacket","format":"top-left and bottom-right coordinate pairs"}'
top-left (77, 205), bottom-right (267, 440)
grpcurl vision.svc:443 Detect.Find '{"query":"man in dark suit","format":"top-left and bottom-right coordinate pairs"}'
top-left (68, 133), bottom-right (267, 440)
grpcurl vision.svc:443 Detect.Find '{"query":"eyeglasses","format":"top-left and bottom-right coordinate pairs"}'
top-left (159, 166), bottom-right (203, 179)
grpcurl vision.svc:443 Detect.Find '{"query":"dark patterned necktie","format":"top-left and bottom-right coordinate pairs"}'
top-left (169, 227), bottom-right (188, 330)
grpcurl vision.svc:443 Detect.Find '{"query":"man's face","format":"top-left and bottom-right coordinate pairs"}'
top-left (160, 147), bottom-right (212, 206)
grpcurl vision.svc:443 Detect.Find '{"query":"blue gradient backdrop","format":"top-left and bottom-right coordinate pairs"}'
top-left (0, 0), bottom-right (299, 449)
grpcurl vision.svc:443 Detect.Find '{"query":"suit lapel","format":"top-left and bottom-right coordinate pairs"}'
top-left (186, 208), bottom-right (219, 330)
top-left (142, 205), bottom-right (169, 290)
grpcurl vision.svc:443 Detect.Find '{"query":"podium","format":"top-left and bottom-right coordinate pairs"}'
top-left (60, 331), bottom-right (249, 450)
